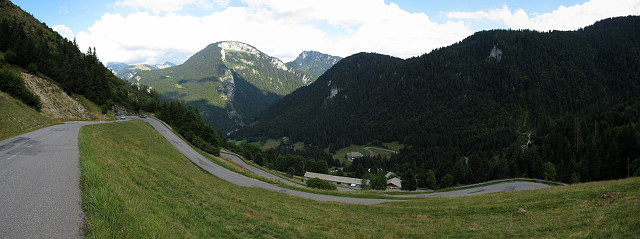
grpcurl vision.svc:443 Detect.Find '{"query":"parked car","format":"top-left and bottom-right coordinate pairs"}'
top-left (139, 114), bottom-right (147, 118)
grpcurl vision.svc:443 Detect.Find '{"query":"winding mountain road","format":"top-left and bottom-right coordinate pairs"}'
top-left (141, 117), bottom-right (398, 205)
top-left (364, 146), bottom-right (398, 156)
top-left (390, 181), bottom-right (550, 198)
top-left (220, 149), bottom-right (304, 187)
top-left (0, 117), bottom-right (553, 237)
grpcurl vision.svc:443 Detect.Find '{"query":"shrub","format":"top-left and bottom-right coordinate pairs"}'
top-left (4, 50), bottom-right (17, 64)
top-left (440, 174), bottom-right (454, 188)
top-left (27, 63), bottom-right (38, 74)
top-left (0, 69), bottom-right (41, 111)
top-left (204, 144), bottom-right (220, 156)
top-left (306, 178), bottom-right (337, 190)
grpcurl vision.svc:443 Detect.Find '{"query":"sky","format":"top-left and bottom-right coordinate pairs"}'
top-left (11, 0), bottom-right (640, 65)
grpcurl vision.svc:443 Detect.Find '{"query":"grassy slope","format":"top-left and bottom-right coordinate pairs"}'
top-left (325, 142), bottom-right (404, 165)
top-left (72, 94), bottom-right (115, 120)
top-left (0, 91), bottom-right (53, 140)
top-left (79, 120), bottom-right (640, 238)
top-left (0, 61), bottom-right (117, 140)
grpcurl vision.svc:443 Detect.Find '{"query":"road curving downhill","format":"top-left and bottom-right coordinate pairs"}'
top-left (140, 117), bottom-right (400, 205)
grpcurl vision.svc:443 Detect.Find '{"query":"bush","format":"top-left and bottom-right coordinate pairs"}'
top-left (204, 144), bottom-right (220, 156)
top-left (100, 104), bottom-right (108, 114)
top-left (27, 63), bottom-right (38, 74)
top-left (306, 178), bottom-right (337, 190)
top-left (542, 161), bottom-right (557, 181)
top-left (4, 50), bottom-right (17, 64)
top-left (0, 69), bottom-right (41, 111)
top-left (369, 172), bottom-right (388, 190)
top-left (440, 174), bottom-right (454, 188)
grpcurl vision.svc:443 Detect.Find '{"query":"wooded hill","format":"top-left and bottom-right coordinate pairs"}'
top-left (0, 0), bottom-right (225, 156)
top-left (238, 16), bottom-right (640, 185)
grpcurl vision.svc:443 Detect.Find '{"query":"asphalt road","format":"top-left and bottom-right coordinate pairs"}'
top-left (0, 116), bottom-right (552, 238)
top-left (390, 181), bottom-right (551, 198)
top-left (141, 117), bottom-right (398, 205)
top-left (220, 149), bottom-right (304, 187)
top-left (0, 121), bottom-right (108, 239)
top-left (220, 151), bottom-right (356, 191)
top-left (363, 146), bottom-right (398, 156)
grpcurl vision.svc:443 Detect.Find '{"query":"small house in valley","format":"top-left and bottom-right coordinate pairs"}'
top-left (387, 177), bottom-right (402, 189)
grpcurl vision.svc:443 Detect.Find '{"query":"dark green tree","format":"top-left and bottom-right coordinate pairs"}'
top-left (441, 174), bottom-right (455, 188)
top-left (426, 169), bottom-right (437, 189)
top-left (401, 169), bottom-right (416, 191)
top-left (416, 168), bottom-right (428, 188)
top-left (542, 161), bottom-right (557, 181)
top-left (370, 171), bottom-right (388, 190)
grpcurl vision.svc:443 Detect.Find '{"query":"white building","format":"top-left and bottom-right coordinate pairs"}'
top-left (304, 172), bottom-right (364, 187)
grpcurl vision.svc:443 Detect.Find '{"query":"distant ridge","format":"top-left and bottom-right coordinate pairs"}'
top-left (287, 51), bottom-right (342, 79)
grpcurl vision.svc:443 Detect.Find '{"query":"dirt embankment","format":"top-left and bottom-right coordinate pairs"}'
top-left (20, 72), bottom-right (109, 121)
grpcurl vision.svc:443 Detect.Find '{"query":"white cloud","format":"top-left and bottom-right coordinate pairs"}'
top-left (52, 24), bottom-right (75, 40)
top-left (78, 0), bottom-right (473, 64)
top-left (113, 0), bottom-right (225, 13)
top-left (447, 0), bottom-right (640, 31)
top-left (242, 0), bottom-right (472, 58)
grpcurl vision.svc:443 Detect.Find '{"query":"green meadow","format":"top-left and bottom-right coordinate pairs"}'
top-left (79, 120), bottom-right (640, 238)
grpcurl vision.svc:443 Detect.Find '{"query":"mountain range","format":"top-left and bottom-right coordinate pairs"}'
top-left (107, 61), bottom-right (176, 81)
top-left (129, 41), bottom-right (328, 132)
top-left (3, 0), bottom-right (639, 186)
top-left (238, 16), bottom-right (640, 184)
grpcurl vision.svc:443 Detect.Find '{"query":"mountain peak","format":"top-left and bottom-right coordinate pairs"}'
top-left (287, 51), bottom-right (342, 79)
top-left (217, 41), bottom-right (291, 72)
top-left (218, 41), bottom-right (260, 56)
top-left (129, 40), bottom-right (314, 132)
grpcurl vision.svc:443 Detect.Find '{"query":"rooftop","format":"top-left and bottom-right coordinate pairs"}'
top-left (304, 172), bottom-right (363, 185)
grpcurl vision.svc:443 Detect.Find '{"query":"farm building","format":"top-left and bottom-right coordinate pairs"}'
top-left (387, 177), bottom-right (402, 189)
top-left (304, 172), bottom-right (364, 187)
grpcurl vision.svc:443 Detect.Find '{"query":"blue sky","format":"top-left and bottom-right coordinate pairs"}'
top-left (11, 0), bottom-right (640, 65)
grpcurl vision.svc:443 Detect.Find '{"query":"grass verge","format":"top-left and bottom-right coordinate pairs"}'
top-left (0, 91), bottom-right (54, 141)
top-left (79, 120), bottom-right (640, 238)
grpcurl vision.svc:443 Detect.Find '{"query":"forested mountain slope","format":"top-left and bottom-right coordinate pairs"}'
top-left (1, 0), bottom-right (225, 155)
top-left (0, 0), bottom-right (129, 113)
top-left (239, 16), bottom-right (640, 184)
top-left (131, 41), bottom-right (313, 132)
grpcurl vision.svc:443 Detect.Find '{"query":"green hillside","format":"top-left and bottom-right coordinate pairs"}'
top-left (239, 16), bottom-right (640, 186)
top-left (0, 0), bottom-right (225, 156)
top-left (0, 91), bottom-right (52, 140)
top-left (79, 119), bottom-right (640, 238)
top-left (132, 41), bottom-right (313, 132)
top-left (286, 50), bottom-right (342, 79)
top-left (0, 0), bottom-right (130, 112)
top-left (115, 64), bottom-right (156, 81)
